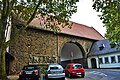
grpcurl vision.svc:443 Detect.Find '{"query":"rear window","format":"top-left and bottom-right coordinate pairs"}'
top-left (72, 64), bottom-right (82, 69)
top-left (50, 67), bottom-right (59, 70)
top-left (49, 65), bottom-right (63, 70)
top-left (23, 65), bottom-right (38, 70)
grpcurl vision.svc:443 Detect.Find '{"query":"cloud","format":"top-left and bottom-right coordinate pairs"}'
top-left (70, 0), bottom-right (106, 36)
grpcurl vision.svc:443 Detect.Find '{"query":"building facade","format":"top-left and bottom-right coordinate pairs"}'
top-left (7, 18), bottom-right (104, 74)
top-left (88, 39), bottom-right (120, 68)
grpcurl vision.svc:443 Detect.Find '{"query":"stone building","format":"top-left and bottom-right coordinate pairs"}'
top-left (6, 17), bottom-right (104, 74)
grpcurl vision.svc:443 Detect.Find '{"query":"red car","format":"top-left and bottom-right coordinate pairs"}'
top-left (64, 63), bottom-right (85, 78)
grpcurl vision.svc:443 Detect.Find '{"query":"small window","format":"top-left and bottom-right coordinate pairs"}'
top-left (118, 55), bottom-right (120, 63)
top-left (111, 56), bottom-right (116, 63)
top-left (105, 57), bottom-right (109, 64)
top-left (99, 44), bottom-right (105, 50)
top-left (99, 58), bottom-right (103, 64)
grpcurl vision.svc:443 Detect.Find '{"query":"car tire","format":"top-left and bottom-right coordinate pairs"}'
top-left (81, 74), bottom-right (85, 78)
top-left (62, 77), bottom-right (65, 80)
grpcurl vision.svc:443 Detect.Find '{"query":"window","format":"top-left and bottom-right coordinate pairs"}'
top-left (66, 65), bottom-right (70, 69)
top-left (105, 57), bottom-right (109, 64)
top-left (99, 58), bottom-right (103, 64)
top-left (72, 64), bottom-right (82, 69)
top-left (111, 56), bottom-right (116, 63)
top-left (50, 67), bottom-right (59, 70)
top-left (99, 44), bottom-right (105, 50)
top-left (118, 55), bottom-right (120, 63)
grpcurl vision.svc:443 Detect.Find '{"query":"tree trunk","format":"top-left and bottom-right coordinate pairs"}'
top-left (0, 48), bottom-right (7, 80)
top-left (0, 17), bottom-right (8, 80)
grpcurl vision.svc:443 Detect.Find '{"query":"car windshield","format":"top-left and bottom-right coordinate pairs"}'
top-left (72, 64), bottom-right (82, 69)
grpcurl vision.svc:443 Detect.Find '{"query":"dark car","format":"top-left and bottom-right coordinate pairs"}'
top-left (19, 64), bottom-right (40, 80)
top-left (64, 63), bottom-right (85, 78)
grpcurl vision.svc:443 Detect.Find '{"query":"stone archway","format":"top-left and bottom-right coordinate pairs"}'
top-left (60, 41), bottom-right (85, 68)
top-left (91, 58), bottom-right (97, 68)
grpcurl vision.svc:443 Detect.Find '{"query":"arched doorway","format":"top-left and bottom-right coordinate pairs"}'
top-left (91, 58), bottom-right (97, 68)
top-left (60, 42), bottom-right (85, 68)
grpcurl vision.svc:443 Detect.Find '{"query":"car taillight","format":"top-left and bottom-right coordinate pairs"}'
top-left (34, 70), bottom-right (39, 75)
top-left (48, 70), bottom-right (51, 74)
top-left (19, 70), bottom-right (23, 75)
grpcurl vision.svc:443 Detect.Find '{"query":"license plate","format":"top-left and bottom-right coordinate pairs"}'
top-left (77, 73), bottom-right (81, 75)
top-left (25, 71), bottom-right (32, 74)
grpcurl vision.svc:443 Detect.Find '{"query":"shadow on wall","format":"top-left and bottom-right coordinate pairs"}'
top-left (5, 52), bottom-right (15, 75)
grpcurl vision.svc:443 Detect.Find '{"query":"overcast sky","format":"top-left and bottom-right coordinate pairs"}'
top-left (70, 0), bottom-right (106, 37)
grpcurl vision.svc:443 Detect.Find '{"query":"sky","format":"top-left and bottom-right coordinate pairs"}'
top-left (70, 0), bottom-right (106, 37)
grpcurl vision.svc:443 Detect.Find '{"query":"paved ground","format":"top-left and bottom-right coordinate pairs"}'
top-left (7, 75), bottom-right (19, 80)
top-left (7, 69), bottom-right (120, 80)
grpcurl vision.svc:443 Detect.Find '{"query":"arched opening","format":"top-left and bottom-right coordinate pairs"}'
top-left (91, 58), bottom-right (97, 68)
top-left (60, 42), bottom-right (85, 68)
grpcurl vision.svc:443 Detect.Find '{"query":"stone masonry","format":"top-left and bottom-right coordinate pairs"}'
top-left (9, 27), bottom-right (93, 74)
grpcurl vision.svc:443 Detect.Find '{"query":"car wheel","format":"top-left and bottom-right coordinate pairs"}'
top-left (35, 78), bottom-right (39, 80)
top-left (81, 74), bottom-right (85, 78)
top-left (62, 77), bottom-right (65, 80)
top-left (68, 73), bottom-right (71, 78)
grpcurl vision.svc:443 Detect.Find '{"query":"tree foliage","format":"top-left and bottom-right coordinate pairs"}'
top-left (93, 0), bottom-right (120, 43)
top-left (0, 0), bottom-right (78, 79)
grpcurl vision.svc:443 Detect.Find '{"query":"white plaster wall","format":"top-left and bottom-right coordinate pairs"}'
top-left (87, 56), bottom-right (98, 68)
top-left (88, 52), bottom-right (120, 68)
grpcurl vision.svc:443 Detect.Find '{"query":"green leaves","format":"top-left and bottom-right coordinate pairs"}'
top-left (9, 0), bottom-right (78, 32)
top-left (93, 0), bottom-right (120, 43)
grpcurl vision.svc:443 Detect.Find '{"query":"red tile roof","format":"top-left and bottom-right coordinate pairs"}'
top-left (60, 22), bottom-right (104, 40)
top-left (30, 18), bottom-right (104, 40)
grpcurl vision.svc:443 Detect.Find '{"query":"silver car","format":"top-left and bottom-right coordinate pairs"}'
top-left (45, 64), bottom-right (65, 80)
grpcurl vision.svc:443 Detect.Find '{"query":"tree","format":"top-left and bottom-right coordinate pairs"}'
top-left (93, 0), bottom-right (120, 43)
top-left (0, 0), bottom-right (78, 79)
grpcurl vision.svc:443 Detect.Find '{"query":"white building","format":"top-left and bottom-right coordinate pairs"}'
top-left (88, 39), bottom-right (120, 68)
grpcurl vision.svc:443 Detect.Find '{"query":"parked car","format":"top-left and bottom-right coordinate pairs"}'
top-left (19, 64), bottom-right (40, 80)
top-left (64, 63), bottom-right (85, 78)
top-left (45, 64), bottom-right (65, 80)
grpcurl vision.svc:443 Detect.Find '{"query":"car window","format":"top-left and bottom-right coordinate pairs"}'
top-left (23, 65), bottom-right (39, 70)
top-left (50, 67), bottom-right (59, 70)
top-left (72, 64), bottom-right (82, 69)
top-left (66, 65), bottom-right (70, 69)
top-left (49, 65), bottom-right (63, 70)
top-left (24, 66), bottom-right (35, 70)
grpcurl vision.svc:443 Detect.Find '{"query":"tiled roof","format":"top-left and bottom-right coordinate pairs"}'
top-left (29, 18), bottom-right (104, 40)
top-left (60, 22), bottom-right (104, 40)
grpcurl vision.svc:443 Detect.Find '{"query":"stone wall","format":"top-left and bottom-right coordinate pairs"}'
top-left (9, 27), bottom-right (93, 74)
